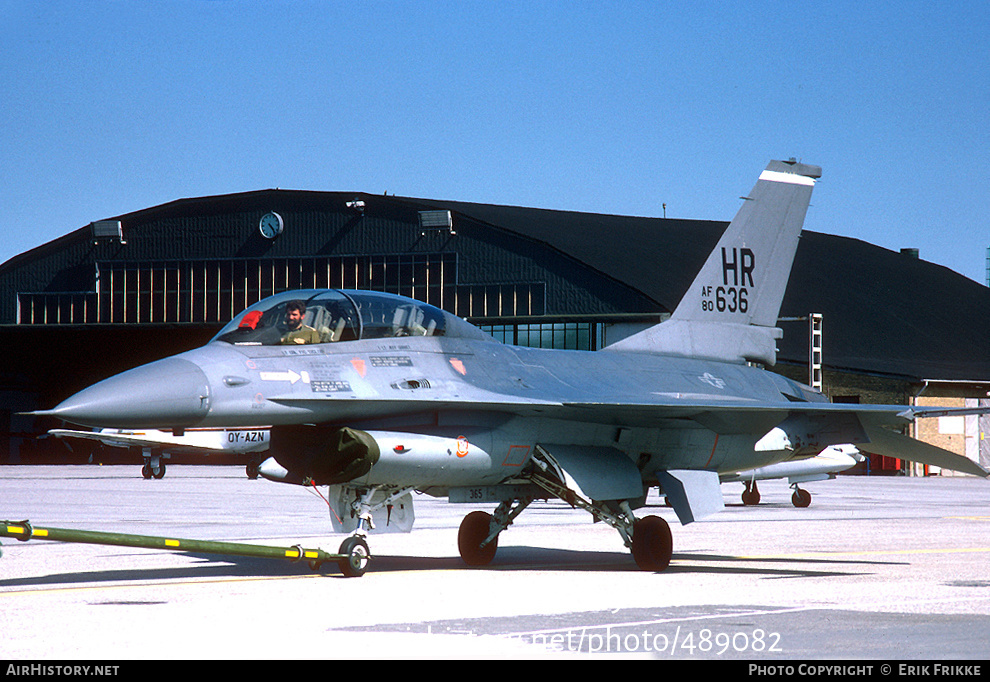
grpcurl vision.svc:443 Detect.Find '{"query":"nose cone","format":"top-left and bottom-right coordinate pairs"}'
top-left (45, 357), bottom-right (211, 429)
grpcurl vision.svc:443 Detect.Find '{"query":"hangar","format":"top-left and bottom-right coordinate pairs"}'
top-left (2, 188), bottom-right (989, 472)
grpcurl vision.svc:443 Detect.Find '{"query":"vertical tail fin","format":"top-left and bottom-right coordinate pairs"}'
top-left (605, 160), bottom-right (821, 365)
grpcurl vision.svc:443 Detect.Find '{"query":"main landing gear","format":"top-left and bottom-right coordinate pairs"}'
top-left (245, 457), bottom-right (261, 479)
top-left (333, 475), bottom-right (675, 574)
top-left (456, 468), bottom-right (673, 572)
top-left (141, 449), bottom-right (167, 479)
top-left (741, 480), bottom-right (813, 507)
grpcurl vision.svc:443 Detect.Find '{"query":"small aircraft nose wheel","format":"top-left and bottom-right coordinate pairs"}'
top-left (458, 510), bottom-right (498, 566)
top-left (631, 515), bottom-right (673, 572)
top-left (741, 481), bottom-right (761, 505)
top-left (337, 535), bottom-right (370, 577)
top-left (791, 487), bottom-right (812, 508)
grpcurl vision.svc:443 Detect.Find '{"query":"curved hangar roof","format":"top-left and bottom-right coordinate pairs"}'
top-left (415, 196), bottom-right (990, 382)
top-left (4, 189), bottom-right (989, 382)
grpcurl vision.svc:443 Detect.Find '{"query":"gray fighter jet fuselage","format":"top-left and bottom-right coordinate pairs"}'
top-left (38, 160), bottom-right (989, 574)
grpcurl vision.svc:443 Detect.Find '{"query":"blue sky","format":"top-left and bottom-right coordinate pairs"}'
top-left (3, 1), bottom-right (989, 283)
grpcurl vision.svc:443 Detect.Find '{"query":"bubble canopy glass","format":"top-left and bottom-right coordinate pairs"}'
top-left (212, 289), bottom-right (487, 346)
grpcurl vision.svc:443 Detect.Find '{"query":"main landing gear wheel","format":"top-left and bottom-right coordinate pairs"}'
top-left (142, 463), bottom-right (166, 479)
top-left (791, 487), bottom-right (812, 508)
top-left (741, 481), bottom-right (761, 505)
top-left (458, 510), bottom-right (498, 566)
top-left (631, 515), bottom-right (673, 572)
top-left (337, 535), bottom-right (370, 577)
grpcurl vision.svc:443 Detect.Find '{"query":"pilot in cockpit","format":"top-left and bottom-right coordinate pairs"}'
top-left (280, 300), bottom-right (321, 345)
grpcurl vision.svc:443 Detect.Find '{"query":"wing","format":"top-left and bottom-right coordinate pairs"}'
top-left (266, 396), bottom-right (990, 478)
top-left (48, 429), bottom-right (223, 455)
top-left (563, 401), bottom-right (990, 478)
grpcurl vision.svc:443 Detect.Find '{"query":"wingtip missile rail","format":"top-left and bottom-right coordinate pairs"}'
top-left (1, 520), bottom-right (370, 577)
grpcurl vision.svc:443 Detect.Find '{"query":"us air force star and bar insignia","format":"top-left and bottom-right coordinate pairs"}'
top-left (699, 372), bottom-right (726, 389)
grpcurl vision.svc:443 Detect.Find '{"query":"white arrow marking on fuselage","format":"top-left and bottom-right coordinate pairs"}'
top-left (259, 370), bottom-right (301, 384)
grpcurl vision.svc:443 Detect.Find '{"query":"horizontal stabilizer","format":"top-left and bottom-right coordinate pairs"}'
top-left (657, 469), bottom-right (724, 525)
top-left (859, 419), bottom-right (990, 478)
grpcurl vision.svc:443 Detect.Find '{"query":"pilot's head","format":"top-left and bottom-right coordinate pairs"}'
top-left (285, 300), bottom-right (307, 330)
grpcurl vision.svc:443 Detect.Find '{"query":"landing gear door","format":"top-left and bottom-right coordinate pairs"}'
top-left (656, 469), bottom-right (724, 525)
top-left (535, 445), bottom-right (643, 502)
top-left (326, 486), bottom-right (416, 534)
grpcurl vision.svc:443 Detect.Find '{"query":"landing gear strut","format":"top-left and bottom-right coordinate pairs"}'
top-left (455, 465), bottom-right (674, 572)
top-left (741, 480), bottom-right (761, 505)
top-left (457, 498), bottom-right (532, 566)
top-left (325, 485), bottom-right (416, 576)
top-left (141, 448), bottom-right (167, 479)
top-left (528, 471), bottom-right (672, 571)
top-left (790, 485), bottom-right (812, 508)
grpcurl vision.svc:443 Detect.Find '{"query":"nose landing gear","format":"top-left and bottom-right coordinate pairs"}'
top-left (790, 485), bottom-right (812, 508)
top-left (741, 480), bottom-right (761, 505)
top-left (336, 535), bottom-right (371, 577)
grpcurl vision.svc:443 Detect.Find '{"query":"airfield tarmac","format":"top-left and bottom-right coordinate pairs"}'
top-left (1, 465), bottom-right (989, 660)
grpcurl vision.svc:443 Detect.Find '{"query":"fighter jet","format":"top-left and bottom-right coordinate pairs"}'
top-left (48, 427), bottom-right (270, 479)
top-left (34, 160), bottom-right (989, 574)
top-left (719, 444), bottom-right (863, 507)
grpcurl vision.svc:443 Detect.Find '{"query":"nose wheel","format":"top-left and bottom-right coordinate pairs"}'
top-left (337, 535), bottom-right (371, 577)
top-left (741, 480), bottom-right (761, 505)
top-left (140, 448), bottom-right (169, 479)
top-left (791, 485), bottom-right (812, 508)
top-left (141, 459), bottom-right (166, 479)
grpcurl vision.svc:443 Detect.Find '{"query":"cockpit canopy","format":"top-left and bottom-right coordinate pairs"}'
top-left (212, 289), bottom-right (489, 346)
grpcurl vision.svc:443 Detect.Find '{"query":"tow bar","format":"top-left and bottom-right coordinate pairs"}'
top-left (1, 520), bottom-right (370, 577)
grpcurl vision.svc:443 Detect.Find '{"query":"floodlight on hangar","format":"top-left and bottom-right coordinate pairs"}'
top-left (418, 209), bottom-right (455, 235)
top-left (91, 220), bottom-right (126, 245)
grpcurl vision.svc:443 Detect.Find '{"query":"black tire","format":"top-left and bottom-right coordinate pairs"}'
top-left (791, 488), bottom-right (812, 508)
top-left (741, 482), bottom-right (761, 505)
top-left (631, 515), bottom-right (673, 572)
top-left (152, 463), bottom-right (166, 479)
top-left (458, 510), bottom-right (498, 566)
top-left (337, 535), bottom-right (370, 577)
